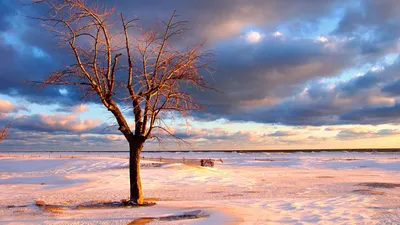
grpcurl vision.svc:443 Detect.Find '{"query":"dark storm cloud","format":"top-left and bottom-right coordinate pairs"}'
top-left (339, 104), bottom-right (400, 124)
top-left (382, 80), bottom-right (400, 96)
top-left (232, 97), bottom-right (342, 126)
top-left (0, 113), bottom-right (100, 133)
top-left (0, 0), bottom-right (17, 31)
top-left (335, 0), bottom-right (400, 34)
top-left (101, 0), bottom-right (344, 44)
top-left (192, 0), bottom-right (400, 122)
top-left (0, 43), bottom-right (77, 104)
top-left (335, 0), bottom-right (400, 57)
top-left (340, 72), bottom-right (381, 96)
top-left (0, 2), bottom-right (82, 105)
top-left (195, 36), bottom-right (354, 117)
top-left (1, 0), bottom-right (400, 128)
top-left (224, 57), bottom-right (400, 126)
top-left (336, 60), bottom-right (400, 98)
top-left (0, 0), bottom-right (344, 103)
top-left (0, 128), bottom-right (129, 151)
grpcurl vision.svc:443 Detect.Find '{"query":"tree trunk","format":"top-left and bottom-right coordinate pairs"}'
top-left (129, 137), bottom-right (145, 204)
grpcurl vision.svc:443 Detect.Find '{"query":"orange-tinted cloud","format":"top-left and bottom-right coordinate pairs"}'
top-left (10, 113), bottom-right (101, 133)
top-left (72, 104), bottom-right (88, 113)
top-left (0, 100), bottom-right (15, 113)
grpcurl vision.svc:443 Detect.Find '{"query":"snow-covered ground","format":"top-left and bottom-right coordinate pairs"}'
top-left (0, 151), bottom-right (399, 224)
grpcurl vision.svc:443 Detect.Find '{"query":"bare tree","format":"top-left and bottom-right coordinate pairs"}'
top-left (0, 124), bottom-right (10, 141)
top-left (30, 0), bottom-right (213, 204)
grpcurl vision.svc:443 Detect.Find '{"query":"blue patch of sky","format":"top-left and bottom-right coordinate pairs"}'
top-left (239, 6), bottom-right (344, 39)
top-left (0, 92), bottom-right (110, 123)
top-left (226, 1), bottom-right (376, 90)
top-left (2, 32), bottom-right (49, 59)
top-left (321, 53), bottom-right (399, 85)
top-left (273, 0), bottom-right (363, 40)
top-left (1, 10), bottom-right (26, 48)
top-left (0, 93), bottom-right (55, 115)
top-left (79, 103), bottom-right (110, 122)
top-left (275, 8), bottom-right (343, 39)
top-left (382, 53), bottom-right (399, 65)
top-left (0, 94), bottom-right (19, 105)
top-left (323, 66), bottom-right (372, 84)
top-left (309, 44), bottom-right (398, 87)
top-left (32, 47), bottom-right (49, 59)
top-left (1, 32), bottom-right (25, 51)
top-left (27, 103), bottom-right (59, 115)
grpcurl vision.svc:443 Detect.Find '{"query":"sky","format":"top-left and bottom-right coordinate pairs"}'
top-left (1, 0), bottom-right (400, 151)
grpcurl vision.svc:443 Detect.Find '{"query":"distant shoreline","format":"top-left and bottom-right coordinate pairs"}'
top-left (1, 148), bottom-right (399, 153)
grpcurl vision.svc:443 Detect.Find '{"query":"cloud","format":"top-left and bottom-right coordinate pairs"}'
top-left (1, 129), bottom-right (129, 151)
top-left (325, 127), bottom-right (339, 131)
top-left (382, 79), bottom-right (400, 96)
top-left (335, 0), bottom-right (400, 34)
top-left (0, 0), bottom-right (345, 106)
top-left (152, 126), bottom-right (263, 145)
top-left (336, 128), bottom-right (399, 140)
top-left (334, 0), bottom-right (400, 57)
top-left (55, 104), bottom-right (93, 114)
top-left (245, 31), bottom-right (263, 43)
top-left (0, 1), bottom-right (394, 118)
top-left (0, 99), bottom-right (28, 113)
top-left (194, 35), bottom-right (355, 116)
top-left (105, 0), bottom-right (343, 44)
top-left (266, 131), bottom-right (298, 137)
top-left (72, 104), bottom-right (88, 113)
top-left (0, 100), bottom-right (15, 113)
top-left (339, 104), bottom-right (400, 124)
top-left (201, 54), bottom-right (400, 126)
top-left (2, 0), bottom-right (400, 153)
top-left (5, 113), bottom-right (101, 133)
top-left (105, 134), bottom-right (124, 141)
top-left (340, 72), bottom-right (381, 96)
